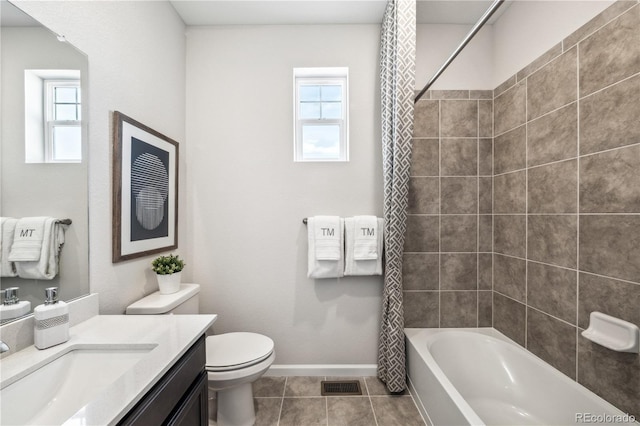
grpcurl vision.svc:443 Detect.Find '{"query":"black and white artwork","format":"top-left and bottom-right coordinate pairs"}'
top-left (112, 112), bottom-right (178, 262)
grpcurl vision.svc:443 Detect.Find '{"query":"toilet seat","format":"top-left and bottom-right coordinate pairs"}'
top-left (205, 332), bottom-right (274, 372)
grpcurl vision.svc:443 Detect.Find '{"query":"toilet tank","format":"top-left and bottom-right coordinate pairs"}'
top-left (125, 283), bottom-right (200, 315)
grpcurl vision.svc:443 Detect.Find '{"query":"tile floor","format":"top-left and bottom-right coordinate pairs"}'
top-left (208, 376), bottom-right (426, 426)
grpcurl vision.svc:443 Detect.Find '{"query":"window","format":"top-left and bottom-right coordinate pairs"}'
top-left (45, 80), bottom-right (82, 162)
top-left (24, 69), bottom-right (82, 163)
top-left (293, 67), bottom-right (348, 162)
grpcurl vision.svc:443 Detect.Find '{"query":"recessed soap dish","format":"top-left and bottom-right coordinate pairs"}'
top-left (582, 312), bottom-right (640, 353)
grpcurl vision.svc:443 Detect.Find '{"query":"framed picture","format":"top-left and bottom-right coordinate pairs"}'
top-left (112, 111), bottom-right (179, 262)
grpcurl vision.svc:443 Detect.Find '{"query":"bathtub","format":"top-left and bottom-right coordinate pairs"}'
top-left (405, 328), bottom-right (638, 426)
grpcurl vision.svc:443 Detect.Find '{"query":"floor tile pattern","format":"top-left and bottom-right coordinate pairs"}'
top-left (208, 376), bottom-right (426, 426)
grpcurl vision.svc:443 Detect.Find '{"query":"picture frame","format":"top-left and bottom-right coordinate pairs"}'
top-left (112, 111), bottom-right (179, 263)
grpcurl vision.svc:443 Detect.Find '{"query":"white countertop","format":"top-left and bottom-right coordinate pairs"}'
top-left (0, 313), bottom-right (217, 425)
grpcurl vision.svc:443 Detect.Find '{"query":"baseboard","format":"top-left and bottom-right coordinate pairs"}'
top-left (265, 364), bottom-right (378, 377)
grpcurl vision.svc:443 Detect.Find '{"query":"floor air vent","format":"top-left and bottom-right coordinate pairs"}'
top-left (321, 380), bottom-right (362, 396)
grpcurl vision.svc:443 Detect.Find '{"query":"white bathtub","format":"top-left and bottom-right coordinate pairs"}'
top-left (405, 328), bottom-right (638, 426)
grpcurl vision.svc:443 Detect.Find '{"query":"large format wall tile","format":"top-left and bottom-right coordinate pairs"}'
top-left (527, 48), bottom-right (577, 121)
top-left (578, 272), bottom-right (640, 329)
top-left (494, 171), bottom-right (526, 214)
top-left (527, 103), bottom-right (577, 167)
top-left (404, 215), bottom-right (439, 252)
top-left (411, 139), bottom-right (439, 176)
top-left (494, 126), bottom-right (526, 174)
top-left (527, 262), bottom-right (576, 324)
top-left (478, 215), bottom-right (493, 252)
top-left (494, 215), bottom-right (526, 258)
top-left (528, 160), bottom-right (577, 213)
top-left (479, 178), bottom-right (493, 214)
top-left (479, 101), bottom-right (493, 138)
top-left (441, 215), bottom-right (477, 252)
top-left (578, 336), bottom-right (640, 418)
top-left (494, 293), bottom-right (526, 346)
top-left (441, 177), bottom-right (477, 214)
top-left (479, 138), bottom-right (493, 176)
top-left (478, 254), bottom-right (492, 290)
top-left (408, 177), bottom-right (439, 214)
top-left (579, 5), bottom-right (640, 97)
top-left (527, 308), bottom-right (577, 379)
top-left (441, 291), bottom-right (477, 327)
top-left (494, 81), bottom-right (526, 135)
top-left (494, 254), bottom-right (526, 302)
top-left (440, 253), bottom-right (477, 290)
top-left (478, 291), bottom-right (493, 326)
top-left (579, 215), bottom-right (640, 283)
top-left (403, 291), bottom-right (439, 328)
top-left (528, 215), bottom-right (577, 268)
top-left (441, 100), bottom-right (478, 137)
top-left (413, 100), bottom-right (439, 137)
top-left (441, 139), bottom-right (478, 176)
top-left (580, 74), bottom-right (640, 155)
top-left (402, 253), bottom-right (439, 291)
top-left (580, 144), bottom-right (640, 213)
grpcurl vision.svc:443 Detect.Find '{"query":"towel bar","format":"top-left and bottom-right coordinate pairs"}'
top-left (302, 218), bottom-right (308, 225)
top-left (56, 219), bottom-right (72, 225)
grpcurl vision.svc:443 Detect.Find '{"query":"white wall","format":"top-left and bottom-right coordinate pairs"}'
top-left (186, 25), bottom-right (383, 364)
top-left (14, 1), bottom-right (187, 314)
top-left (416, 23), bottom-right (493, 90)
top-left (492, 0), bottom-right (614, 87)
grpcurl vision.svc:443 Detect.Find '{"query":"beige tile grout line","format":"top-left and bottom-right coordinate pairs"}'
top-left (276, 376), bottom-right (287, 426)
top-left (575, 39), bottom-right (581, 385)
top-left (477, 98), bottom-right (481, 327)
top-left (438, 98), bottom-right (442, 328)
top-left (524, 73), bottom-right (529, 350)
top-left (363, 378), bottom-right (380, 426)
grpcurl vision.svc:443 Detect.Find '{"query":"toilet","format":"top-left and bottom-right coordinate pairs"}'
top-left (126, 283), bottom-right (275, 426)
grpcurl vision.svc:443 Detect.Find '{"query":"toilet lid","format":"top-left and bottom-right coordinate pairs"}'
top-left (205, 332), bottom-right (274, 371)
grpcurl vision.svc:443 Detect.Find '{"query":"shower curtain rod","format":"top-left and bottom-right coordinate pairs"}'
top-left (414, 0), bottom-right (505, 103)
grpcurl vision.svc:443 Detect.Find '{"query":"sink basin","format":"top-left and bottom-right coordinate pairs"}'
top-left (1, 345), bottom-right (156, 425)
top-left (0, 301), bottom-right (31, 321)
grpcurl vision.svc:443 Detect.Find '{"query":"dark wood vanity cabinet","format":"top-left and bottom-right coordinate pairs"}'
top-left (118, 335), bottom-right (208, 426)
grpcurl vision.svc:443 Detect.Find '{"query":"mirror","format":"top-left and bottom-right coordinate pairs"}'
top-left (1, 0), bottom-right (89, 323)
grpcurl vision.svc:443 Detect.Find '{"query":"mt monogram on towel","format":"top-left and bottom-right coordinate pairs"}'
top-left (1, 217), bottom-right (66, 280)
top-left (307, 215), bottom-right (384, 278)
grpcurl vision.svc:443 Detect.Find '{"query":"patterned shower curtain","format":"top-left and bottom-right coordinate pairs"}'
top-left (377, 0), bottom-right (416, 393)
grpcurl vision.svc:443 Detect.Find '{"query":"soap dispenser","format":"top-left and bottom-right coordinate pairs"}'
top-left (34, 287), bottom-right (69, 349)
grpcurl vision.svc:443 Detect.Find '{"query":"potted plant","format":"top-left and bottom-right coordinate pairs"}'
top-left (151, 254), bottom-right (185, 294)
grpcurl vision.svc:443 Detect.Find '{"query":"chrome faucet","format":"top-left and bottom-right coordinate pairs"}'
top-left (0, 340), bottom-right (9, 354)
top-left (3, 287), bottom-right (20, 305)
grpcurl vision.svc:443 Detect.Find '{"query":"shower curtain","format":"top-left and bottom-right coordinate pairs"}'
top-left (377, 0), bottom-right (416, 393)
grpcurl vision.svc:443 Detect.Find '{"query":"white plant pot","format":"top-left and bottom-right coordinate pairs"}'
top-left (156, 271), bottom-right (182, 294)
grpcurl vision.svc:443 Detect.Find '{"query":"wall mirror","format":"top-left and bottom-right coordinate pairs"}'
top-left (1, 0), bottom-right (89, 324)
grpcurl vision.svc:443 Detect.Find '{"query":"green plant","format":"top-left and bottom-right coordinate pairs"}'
top-left (151, 254), bottom-right (185, 275)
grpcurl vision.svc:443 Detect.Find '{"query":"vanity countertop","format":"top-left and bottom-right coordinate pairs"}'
top-left (0, 313), bottom-right (217, 425)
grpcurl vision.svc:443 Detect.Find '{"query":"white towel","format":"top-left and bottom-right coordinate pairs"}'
top-left (312, 216), bottom-right (342, 260)
top-left (9, 217), bottom-right (65, 280)
top-left (307, 216), bottom-right (344, 278)
top-left (344, 217), bottom-right (384, 276)
top-left (1, 217), bottom-right (18, 277)
top-left (353, 215), bottom-right (379, 260)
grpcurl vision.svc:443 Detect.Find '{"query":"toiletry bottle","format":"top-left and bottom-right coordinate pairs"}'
top-left (34, 287), bottom-right (69, 349)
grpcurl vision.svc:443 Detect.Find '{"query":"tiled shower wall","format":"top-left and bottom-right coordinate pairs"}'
top-left (403, 90), bottom-right (494, 328)
top-left (405, 0), bottom-right (639, 416)
top-left (492, 1), bottom-right (639, 416)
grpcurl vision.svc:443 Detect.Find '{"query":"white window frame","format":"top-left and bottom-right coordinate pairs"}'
top-left (44, 79), bottom-right (81, 163)
top-left (293, 67), bottom-right (349, 162)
